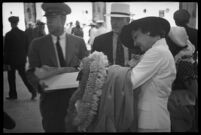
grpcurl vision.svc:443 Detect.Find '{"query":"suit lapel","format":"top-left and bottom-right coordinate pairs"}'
top-left (107, 32), bottom-right (114, 63)
top-left (65, 34), bottom-right (74, 66)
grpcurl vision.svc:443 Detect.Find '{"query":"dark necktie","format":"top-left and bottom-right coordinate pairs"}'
top-left (56, 37), bottom-right (66, 67)
top-left (116, 37), bottom-right (125, 66)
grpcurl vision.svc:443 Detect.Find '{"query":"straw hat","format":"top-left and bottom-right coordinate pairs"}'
top-left (105, 3), bottom-right (133, 17)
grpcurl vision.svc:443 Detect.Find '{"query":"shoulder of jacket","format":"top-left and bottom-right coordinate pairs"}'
top-left (95, 31), bottom-right (112, 40)
top-left (66, 33), bottom-right (83, 41)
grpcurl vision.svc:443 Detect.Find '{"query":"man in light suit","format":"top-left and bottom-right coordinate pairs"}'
top-left (120, 17), bottom-right (176, 132)
top-left (92, 3), bottom-right (137, 66)
top-left (27, 3), bottom-right (88, 132)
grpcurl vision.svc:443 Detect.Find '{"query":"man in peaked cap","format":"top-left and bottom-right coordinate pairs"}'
top-left (4, 16), bottom-right (37, 100)
top-left (92, 3), bottom-right (134, 66)
top-left (119, 17), bottom-right (176, 132)
top-left (8, 16), bottom-right (19, 23)
top-left (27, 3), bottom-right (88, 132)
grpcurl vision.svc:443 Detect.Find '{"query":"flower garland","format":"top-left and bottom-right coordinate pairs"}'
top-left (72, 51), bottom-right (109, 132)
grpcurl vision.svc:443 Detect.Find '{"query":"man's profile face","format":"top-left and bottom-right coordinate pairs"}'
top-left (46, 14), bottom-right (66, 36)
top-left (111, 17), bottom-right (130, 34)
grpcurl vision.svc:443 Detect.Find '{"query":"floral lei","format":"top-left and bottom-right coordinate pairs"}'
top-left (70, 51), bottom-right (109, 132)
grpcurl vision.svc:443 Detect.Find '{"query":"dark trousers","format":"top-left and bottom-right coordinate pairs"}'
top-left (7, 65), bottom-right (35, 98)
top-left (39, 88), bottom-right (76, 132)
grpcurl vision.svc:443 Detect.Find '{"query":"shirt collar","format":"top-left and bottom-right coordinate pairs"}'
top-left (51, 32), bottom-right (66, 41)
top-left (152, 38), bottom-right (167, 48)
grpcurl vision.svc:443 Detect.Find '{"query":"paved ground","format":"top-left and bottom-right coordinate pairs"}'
top-left (3, 71), bottom-right (44, 133)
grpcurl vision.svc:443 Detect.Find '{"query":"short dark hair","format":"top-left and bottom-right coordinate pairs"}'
top-left (173, 9), bottom-right (190, 26)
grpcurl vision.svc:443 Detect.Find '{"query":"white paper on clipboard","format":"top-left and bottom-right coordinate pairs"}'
top-left (40, 72), bottom-right (79, 91)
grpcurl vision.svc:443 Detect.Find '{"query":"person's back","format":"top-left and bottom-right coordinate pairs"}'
top-left (72, 27), bottom-right (83, 38)
top-left (173, 9), bottom-right (197, 60)
top-left (184, 26), bottom-right (197, 51)
top-left (71, 21), bottom-right (84, 38)
top-left (4, 16), bottom-right (36, 100)
top-left (4, 27), bottom-right (28, 66)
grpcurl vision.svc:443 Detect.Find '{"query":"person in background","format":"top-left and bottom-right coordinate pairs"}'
top-left (66, 22), bottom-right (73, 34)
top-left (26, 3), bottom-right (88, 132)
top-left (95, 20), bottom-right (107, 37)
top-left (25, 21), bottom-right (35, 46)
top-left (4, 16), bottom-right (37, 100)
top-left (32, 20), bottom-right (46, 39)
top-left (71, 20), bottom-right (84, 38)
top-left (88, 22), bottom-right (97, 47)
top-left (120, 16), bottom-right (176, 132)
top-left (166, 26), bottom-right (198, 132)
top-left (173, 9), bottom-right (197, 63)
top-left (92, 3), bottom-right (134, 66)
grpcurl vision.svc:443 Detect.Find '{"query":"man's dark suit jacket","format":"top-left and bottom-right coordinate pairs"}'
top-left (28, 34), bottom-right (88, 68)
top-left (92, 32), bottom-right (114, 64)
top-left (185, 26), bottom-right (197, 51)
top-left (4, 27), bottom-right (29, 66)
top-left (27, 33), bottom-right (88, 91)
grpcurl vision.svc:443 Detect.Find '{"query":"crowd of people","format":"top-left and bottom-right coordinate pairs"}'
top-left (3, 2), bottom-right (197, 133)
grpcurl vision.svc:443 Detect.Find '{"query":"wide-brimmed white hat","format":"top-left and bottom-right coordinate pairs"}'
top-left (105, 3), bottom-right (133, 17)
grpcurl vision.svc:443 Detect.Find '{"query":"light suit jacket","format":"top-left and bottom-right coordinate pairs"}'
top-left (28, 33), bottom-right (88, 68)
top-left (130, 38), bottom-right (176, 131)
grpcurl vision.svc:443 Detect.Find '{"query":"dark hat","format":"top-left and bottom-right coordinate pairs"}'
top-left (8, 16), bottom-right (19, 23)
top-left (42, 3), bottom-right (71, 17)
top-left (173, 9), bottom-right (190, 23)
top-left (120, 16), bottom-right (170, 50)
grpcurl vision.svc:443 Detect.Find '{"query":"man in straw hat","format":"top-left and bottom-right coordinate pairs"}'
top-left (4, 16), bottom-right (37, 100)
top-left (92, 3), bottom-right (134, 66)
top-left (27, 3), bottom-right (88, 132)
top-left (119, 17), bottom-right (176, 132)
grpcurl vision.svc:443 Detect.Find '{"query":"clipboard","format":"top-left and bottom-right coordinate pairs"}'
top-left (40, 72), bottom-right (79, 91)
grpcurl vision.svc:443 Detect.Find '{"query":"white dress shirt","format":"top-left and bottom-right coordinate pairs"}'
top-left (51, 32), bottom-right (66, 67)
top-left (131, 38), bottom-right (176, 131)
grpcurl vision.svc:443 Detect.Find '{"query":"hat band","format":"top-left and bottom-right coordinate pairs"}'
top-left (111, 12), bottom-right (130, 16)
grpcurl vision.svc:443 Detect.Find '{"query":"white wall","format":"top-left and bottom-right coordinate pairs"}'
top-left (106, 2), bottom-right (179, 31)
top-left (2, 2), bottom-right (26, 36)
